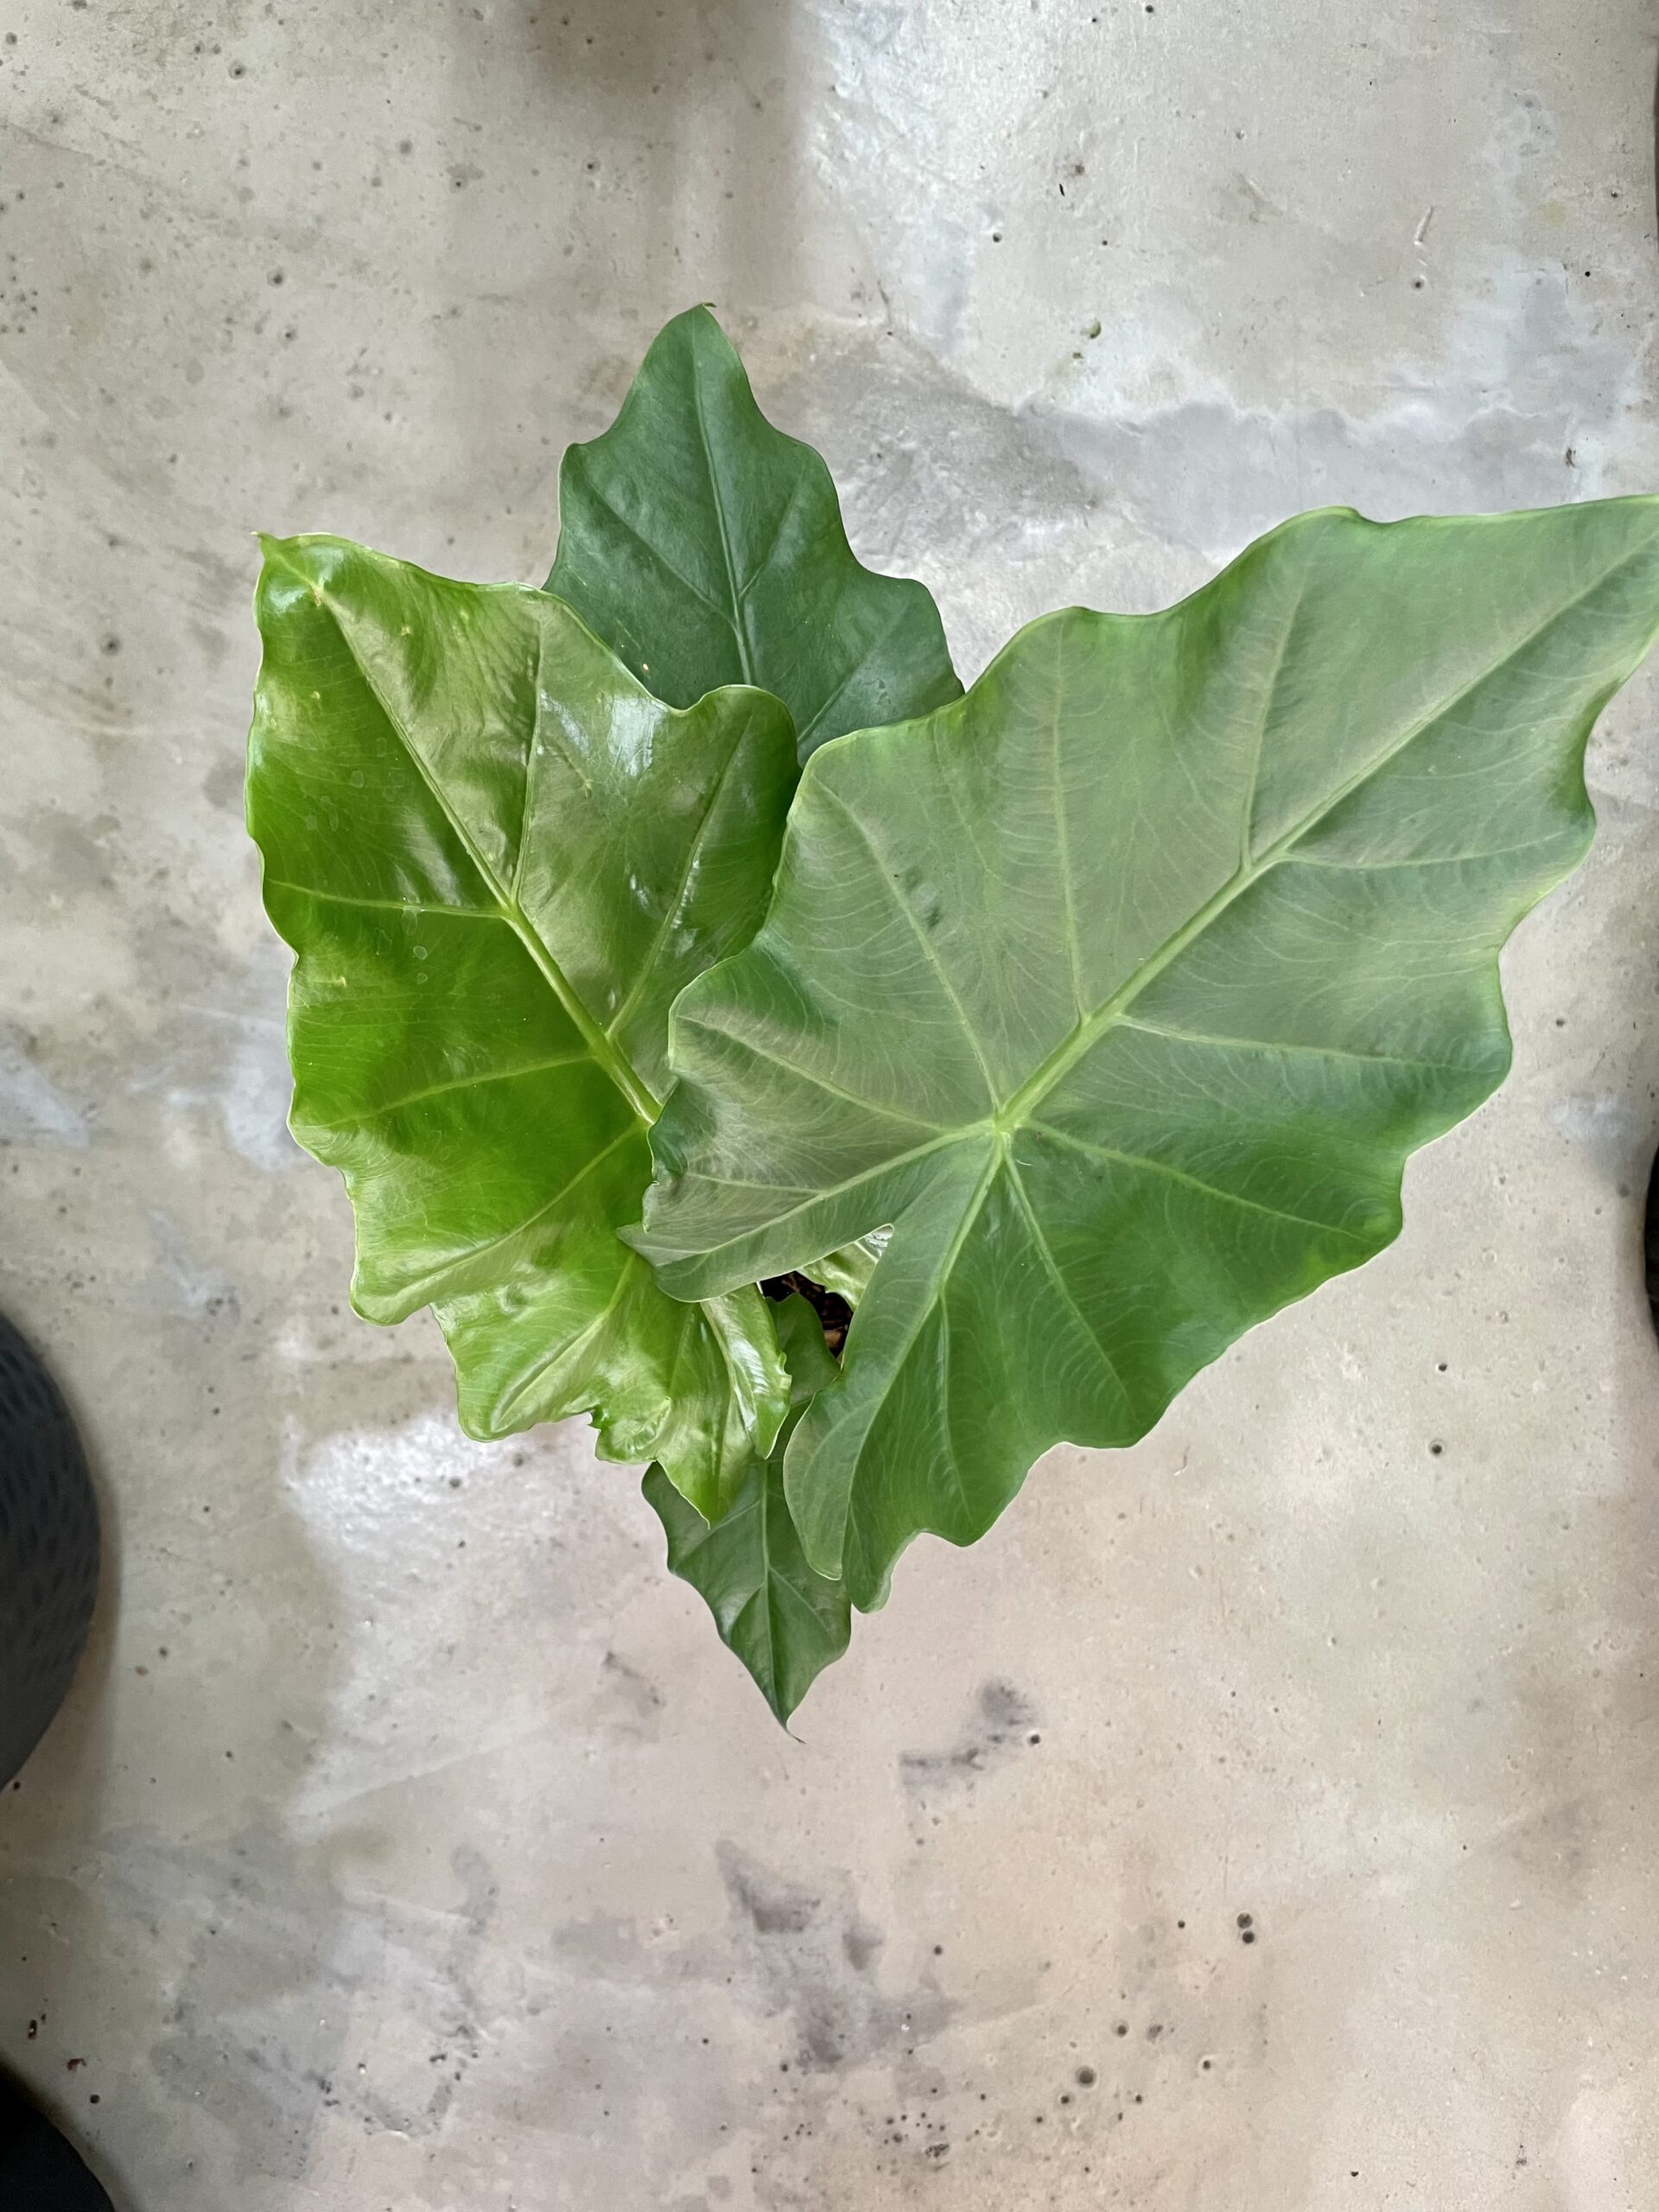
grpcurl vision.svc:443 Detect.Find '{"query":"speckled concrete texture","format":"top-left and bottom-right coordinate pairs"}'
top-left (3, 3), bottom-right (1659, 2207)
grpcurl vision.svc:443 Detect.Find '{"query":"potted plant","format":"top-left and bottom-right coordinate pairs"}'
top-left (247, 308), bottom-right (1659, 1722)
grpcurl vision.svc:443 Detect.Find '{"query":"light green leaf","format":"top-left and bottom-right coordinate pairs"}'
top-left (809, 1232), bottom-right (889, 1306)
top-left (632, 499), bottom-right (1659, 1605)
top-left (248, 533), bottom-right (794, 1516)
top-left (546, 305), bottom-right (963, 758)
top-left (644, 1294), bottom-right (850, 1724)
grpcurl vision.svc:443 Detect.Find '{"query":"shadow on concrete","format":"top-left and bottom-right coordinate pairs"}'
top-left (429, 0), bottom-right (810, 570)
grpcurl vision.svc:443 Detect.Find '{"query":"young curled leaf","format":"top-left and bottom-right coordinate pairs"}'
top-left (645, 1294), bottom-right (849, 1725)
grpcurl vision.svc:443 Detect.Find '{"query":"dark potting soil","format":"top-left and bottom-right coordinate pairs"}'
top-left (760, 1272), bottom-right (852, 1357)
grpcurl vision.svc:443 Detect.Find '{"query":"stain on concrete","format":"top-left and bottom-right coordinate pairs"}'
top-left (716, 1843), bottom-right (953, 2074)
top-left (899, 1678), bottom-right (1041, 1789)
top-left (0, 1025), bottom-right (90, 1147)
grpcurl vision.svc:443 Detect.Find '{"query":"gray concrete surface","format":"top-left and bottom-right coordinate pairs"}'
top-left (3, 3), bottom-right (1659, 2206)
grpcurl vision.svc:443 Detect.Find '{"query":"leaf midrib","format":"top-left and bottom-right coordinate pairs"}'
top-left (272, 546), bottom-right (662, 1125)
top-left (995, 539), bottom-right (1649, 1130)
top-left (790, 1138), bottom-right (1001, 1558)
top-left (690, 363), bottom-right (756, 687)
top-left (486, 1249), bottom-right (639, 1426)
top-left (603, 710), bottom-right (757, 1056)
top-left (384, 1122), bottom-right (640, 1312)
top-left (754, 1468), bottom-right (783, 1712)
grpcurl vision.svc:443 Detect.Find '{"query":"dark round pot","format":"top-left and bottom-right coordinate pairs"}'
top-left (0, 1315), bottom-right (99, 1788)
top-left (0, 2070), bottom-right (114, 2210)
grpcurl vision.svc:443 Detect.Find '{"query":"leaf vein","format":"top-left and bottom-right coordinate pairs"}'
top-left (1027, 1121), bottom-right (1375, 1242)
top-left (816, 779), bottom-right (1000, 1108)
top-left (392, 1121), bottom-right (641, 1308)
top-left (1114, 1015), bottom-right (1478, 1076)
top-left (1003, 1155), bottom-right (1133, 1404)
top-left (331, 1052), bottom-right (593, 1123)
top-left (1003, 531), bottom-right (1658, 1125)
top-left (264, 545), bottom-right (662, 1124)
top-left (690, 366), bottom-right (755, 683)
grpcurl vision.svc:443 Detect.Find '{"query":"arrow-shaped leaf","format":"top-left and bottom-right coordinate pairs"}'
top-left (249, 535), bottom-right (795, 1516)
top-left (633, 499), bottom-right (1659, 1605)
top-left (547, 306), bottom-right (963, 758)
top-left (644, 1294), bottom-right (849, 1724)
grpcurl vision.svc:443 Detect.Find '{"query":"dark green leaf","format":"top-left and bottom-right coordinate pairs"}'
top-left (645, 1295), bottom-right (850, 1724)
top-left (546, 305), bottom-right (963, 758)
top-left (770, 1287), bottom-right (846, 1411)
top-left (249, 534), bottom-right (795, 1515)
top-left (633, 499), bottom-right (1659, 1605)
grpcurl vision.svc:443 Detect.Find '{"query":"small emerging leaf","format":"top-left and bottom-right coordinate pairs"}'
top-left (635, 498), bottom-right (1659, 1605)
top-left (810, 1231), bottom-right (889, 1305)
top-left (645, 1294), bottom-right (850, 1723)
top-left (249, 535), bottom-right (795, 1515)
top-left (547, 305), bottom-right (963, 757)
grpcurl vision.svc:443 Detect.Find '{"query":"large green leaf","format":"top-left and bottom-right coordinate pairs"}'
top-left (644, 1294), bottom-right (850, 1725)
top-left (546, 306), bottom-right (963, 758)
top-left (248, 534), bottom-right (795, 1516)
top-left (633, 499), bottom-right (1659, 1605)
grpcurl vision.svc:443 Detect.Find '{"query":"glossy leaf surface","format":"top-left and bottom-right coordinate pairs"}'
top-left (634, 499), bottom-right (1659, 1605)
top-left (546, 306), bottom-right (963, 758)
top-left (250, 535), bottom-right (794, 1515)
top-left (810, 1231), bottom-right (887, 1306)
top-left (644, 1294), bottom-right (849, 1724)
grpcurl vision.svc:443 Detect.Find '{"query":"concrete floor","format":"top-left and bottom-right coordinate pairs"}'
top-left (3, 2), bottom-right (1659, 2206)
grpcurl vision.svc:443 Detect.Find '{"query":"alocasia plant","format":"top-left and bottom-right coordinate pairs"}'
top-left (250, 306), bottom-right (1659, 1722)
